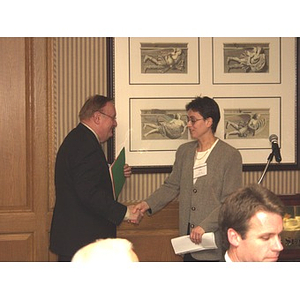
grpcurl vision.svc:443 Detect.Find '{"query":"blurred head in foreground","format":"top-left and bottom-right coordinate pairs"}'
top-left (219, 184), bottom-right (285, 262)
top-left (71, 238), bottom-right (139, 262)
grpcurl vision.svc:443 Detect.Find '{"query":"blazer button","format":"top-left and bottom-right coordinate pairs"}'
top-left (193, 189), bottom-right (197, 193)
top-left (190, 224), bottom-right (195, 228)
top-left (191, 207), bottom-right (196, 211)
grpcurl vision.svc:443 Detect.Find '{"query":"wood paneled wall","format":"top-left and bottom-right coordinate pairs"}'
top-left (0, 38), bottom-right (50, 261)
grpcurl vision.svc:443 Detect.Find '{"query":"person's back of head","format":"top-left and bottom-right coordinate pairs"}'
top-left (71, 238), bottom-right (139, 263)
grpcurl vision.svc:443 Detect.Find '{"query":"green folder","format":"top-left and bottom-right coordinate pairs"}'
top-left (109, 147), bottom-right (126, 200)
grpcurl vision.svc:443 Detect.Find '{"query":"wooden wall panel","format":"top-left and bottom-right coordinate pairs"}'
top-left (0, 37), bottom-right (49, 261)
top-left (0, 38), bottom-right (28, 209)
top-left (0, 233), bottom-right (33, 262)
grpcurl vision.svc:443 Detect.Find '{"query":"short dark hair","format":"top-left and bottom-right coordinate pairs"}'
top-left (79, 95), bottom-right (113, 121)
top-left (218, 184), bottom-right (285, 251)
top-left (185, 96), bottom-right (220, 133)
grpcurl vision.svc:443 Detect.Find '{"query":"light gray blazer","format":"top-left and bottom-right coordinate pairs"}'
top-left (146, 139), bottom-right (243, 261)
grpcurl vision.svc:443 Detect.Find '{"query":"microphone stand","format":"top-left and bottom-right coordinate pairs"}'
top-left (257, 151), bottom-right (274, 184)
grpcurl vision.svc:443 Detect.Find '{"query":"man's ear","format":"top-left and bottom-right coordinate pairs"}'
top-left (227, 228), bottom-right (241, 247)
top-left (93, 111), bottom-right (101, 124)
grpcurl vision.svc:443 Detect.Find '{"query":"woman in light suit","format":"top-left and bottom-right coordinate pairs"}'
top-left (134, 96), bottom-right (243, 261)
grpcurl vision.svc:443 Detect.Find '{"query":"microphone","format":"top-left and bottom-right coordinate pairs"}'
top-left (269, 134), bottom-right (282, 162)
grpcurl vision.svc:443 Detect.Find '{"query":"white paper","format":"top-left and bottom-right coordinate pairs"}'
top-left (171, 232), bottom-right (217, 255)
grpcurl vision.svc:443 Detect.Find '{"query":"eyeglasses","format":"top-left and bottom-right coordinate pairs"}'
top-left (99, 111), bottom-right (117, 121)
top-left (186, 116), bottom-right (204, 125)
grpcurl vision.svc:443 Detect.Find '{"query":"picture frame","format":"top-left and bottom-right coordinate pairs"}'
top-left (212, 37), bottom-right (281, 84)
top-left (129, 37), bottom-right (200, 85)
top-left (128, 97), bottom-right (191, 166)
top-left (215, 97), bottom-right (282, 165)
top-left (109, 37), bottom-right (299, 173)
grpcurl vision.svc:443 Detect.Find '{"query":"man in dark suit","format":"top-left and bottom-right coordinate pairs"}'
top-left (50, 95), bottom-right (142, 262)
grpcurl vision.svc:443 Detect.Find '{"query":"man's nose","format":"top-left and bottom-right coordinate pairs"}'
top-left (273, 236), bottom-right (283, 252)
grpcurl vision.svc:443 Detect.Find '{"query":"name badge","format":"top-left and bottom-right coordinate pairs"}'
top-left (193, 163), bottom-right (207, 179)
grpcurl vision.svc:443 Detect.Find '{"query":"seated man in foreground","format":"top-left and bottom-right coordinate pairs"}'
top-left (218, 184), bottom-right (285, 262)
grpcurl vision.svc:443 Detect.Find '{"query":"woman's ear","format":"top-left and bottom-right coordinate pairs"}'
top-left (227, 228), bottom-right (241, 247)
top-left (205, 117), bottom-right (213, 128)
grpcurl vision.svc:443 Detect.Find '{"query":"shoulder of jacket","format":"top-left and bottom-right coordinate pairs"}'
top-left (217, 139), bottom-right (239, 152)
top-left (215, 140), bottom-right (242, 163)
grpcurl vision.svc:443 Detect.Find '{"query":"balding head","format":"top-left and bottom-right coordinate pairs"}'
top-left (71, 238), bottom-right (139, 263)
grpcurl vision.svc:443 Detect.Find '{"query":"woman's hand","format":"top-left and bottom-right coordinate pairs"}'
top-left (190, 226), bottom-right (205, 244)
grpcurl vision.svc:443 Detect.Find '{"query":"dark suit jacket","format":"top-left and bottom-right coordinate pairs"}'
top-left (50, 123), bottom-right (127, 257)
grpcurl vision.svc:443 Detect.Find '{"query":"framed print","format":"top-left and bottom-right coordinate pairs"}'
top-left (130, 98), bottom-right (190, 153)
top-left (215, 97), bottom-right (282, 165)
top-left (129, 37), bottom-right (200, 85)
top-left (116, 97), bottom-right (192, 168)
top-left (212, 37), bottom-right (281, 84)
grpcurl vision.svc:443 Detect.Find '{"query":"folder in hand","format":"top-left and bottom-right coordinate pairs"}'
top-left (109, 147), bottom-right (126, 200)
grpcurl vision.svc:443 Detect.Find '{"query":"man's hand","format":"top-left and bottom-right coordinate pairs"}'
top-left (123, 164), bottom-right (132, 178)
top-left (125, 205), bottom-right (144, 224)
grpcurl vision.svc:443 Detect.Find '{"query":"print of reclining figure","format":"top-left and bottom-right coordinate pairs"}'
top-left (143, 48), bottom-right (185, 73)
top-left (225, 113), bottom-right (266, 139)
top-left (227, 46), bottom-right (267, 73)
top-left (143, 113), bottom-right (187, 139)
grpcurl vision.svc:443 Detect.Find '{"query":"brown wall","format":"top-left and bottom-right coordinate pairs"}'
top-left (0, 38), bottom-right (51, 261)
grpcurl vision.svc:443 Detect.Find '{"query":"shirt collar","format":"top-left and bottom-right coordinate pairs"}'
top-left (225, 251), bottom-right (233, 262)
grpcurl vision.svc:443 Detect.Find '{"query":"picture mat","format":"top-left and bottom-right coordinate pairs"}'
top-left (213, 37), bottom-right (281, 84)
top-left (130, 98), bottom-right (191, 152)
top-left (129, 37), bottom-right (200, 84)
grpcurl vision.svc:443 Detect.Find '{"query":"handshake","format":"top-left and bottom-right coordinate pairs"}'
top-left (124, 201), bottom-right (149, 224)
